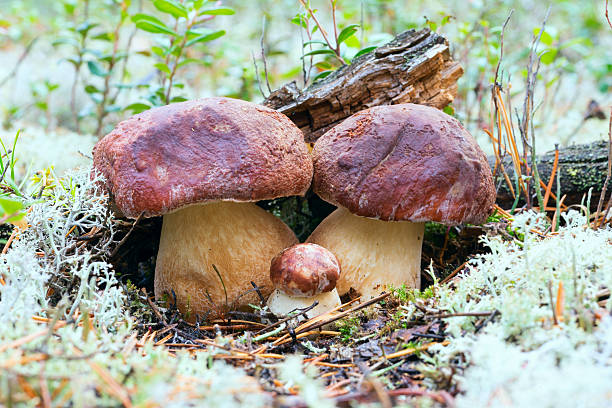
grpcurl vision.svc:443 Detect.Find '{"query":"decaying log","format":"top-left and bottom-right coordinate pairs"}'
top-left (490, 141), bottom-right (609, 210)
top-left (264, 28), bottom-right (463, 143)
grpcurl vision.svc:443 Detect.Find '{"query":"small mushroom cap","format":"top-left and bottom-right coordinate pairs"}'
top-left (270, 243), bottom-right (340, 297)
top-left (312, 103), bottom-right (495, 225)
top-left (93, 97), bottom-right (313, 218)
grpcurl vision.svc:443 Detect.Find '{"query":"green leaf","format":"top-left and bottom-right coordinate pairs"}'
top-left (45, 82), bottom-right (60, 92)
top-left (540, 48), bottom-right (557, 65)
top-left (185, 30), bottom-right (225, 46)
top-left (89, 93), bottom-right (103, 103)
top-left (75, 21), bottom-right (98, 36)
top-left (92, 32), bottom-right (114, 42)
top-left (152, 46), bottom-right (167, 58)
top-left (52, 38), bottom-right (79, 48)
top-left (87, 61), bottom-right (109, 77)
top-left (170, 96), bottom-right (188, 103)
top-left (132, 13), bottom-right (166, 26)
top-left (10, 131), bottom-right (18, 180)
top-left (0, 197), bottom-right (24, 223)
top-left (154, 62), bottom-right (172, 75)
top-left (352, 45), bottom-right (377, 60)
top-left (97, 54), bottom-right (115, 63)
top-left (302, 49), bottom-right (336, 58)
top-left (84, 84), bottom-right (100, 94)
top-left (337, 24), bottom-right (359, 45)
top-left (303, 40), bottom-right (327, 48)
top-left (64, 57), bottom-right (81, 67)
top-left (312, 70), bottom-right (332, 82)
top-left (198, 7), bottom-right (235, 16)
top-left (63, 0), bottom-right (76, 15)
top-left (343, 34), bottom-right (360, 48)
top-left (169, 43), bottom-right (182, 56)
top-left (132, 14), bottom-right (178, 36)
top-left (291, 14), bottom-right (307, 29)
top-left (124, 103), bottom-right (151, 114)
top-left (153, 0), bottom-right (188, 19)
top-left (314, 61), bottom-right (332, 70)
top-left (534, 28), bottom-right (553, 46)
top-left (177, 58), bottom-right (205, 68)
top-left (442, 105), bottom-right (455, 116)
top-left (134, 20), bottom-right (178, 36)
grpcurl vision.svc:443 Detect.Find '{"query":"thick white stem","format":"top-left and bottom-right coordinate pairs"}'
top-left (267, 288), bottom-right (341, 319)
top-left (155, 201), bottom-right (297, 319)
top-left (307, 208), bottom-right (424, 299)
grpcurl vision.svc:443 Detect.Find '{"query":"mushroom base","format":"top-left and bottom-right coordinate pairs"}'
top-left (154, 201), bottom-right (298, 320)
top-left (307, 208), bottom-right (425, 299)
top-left (266, 288), bottom-right (341, 319)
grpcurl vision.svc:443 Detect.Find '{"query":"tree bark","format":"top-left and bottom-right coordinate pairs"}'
top-left (264, 28), bottom-right (463, 143)
top-left (490, 141), bottom-right (609, 210)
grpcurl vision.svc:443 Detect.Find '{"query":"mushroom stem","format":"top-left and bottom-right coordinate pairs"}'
top-left (306, 208), bottom-right (425, 299)
top-left (266, 288), bottom-right (341, 319)
top-left (154, 201), bottom-right (297, 319)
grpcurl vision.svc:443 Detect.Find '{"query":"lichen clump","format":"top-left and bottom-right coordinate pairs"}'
top-left (419, 211), bottom-right (612, 406)
top-left (0, 169), bottom-right (268, 406)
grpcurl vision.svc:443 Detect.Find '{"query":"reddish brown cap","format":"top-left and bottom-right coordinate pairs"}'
top-left (312, 104), bottom-right (495, 225)
top-left (93, 97), bottom-right (313, 218)
top-left (270, 243), bottom-right (340, 297)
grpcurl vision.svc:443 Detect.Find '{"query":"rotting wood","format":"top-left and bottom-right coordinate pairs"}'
top-left (490, 140), bottom-right (609, 209)
top-left (264, 28), bottom-right (463, 143)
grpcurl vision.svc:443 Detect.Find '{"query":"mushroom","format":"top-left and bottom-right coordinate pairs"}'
top-left (306, 103), bottom-right (495, 299)
top-left (93, 97), bottom-right (313, 318)
top-left (267, 243), bottom-right (341, 319)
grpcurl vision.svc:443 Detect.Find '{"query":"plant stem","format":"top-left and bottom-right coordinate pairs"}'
top-left (164, 16), bottom-right (196, 105)
top-left (297, 0), bottom-right (345, 66)
top-left (94, 3), bottom-right (126, 137)
top-left (331, 0), bottom-right (339, 54)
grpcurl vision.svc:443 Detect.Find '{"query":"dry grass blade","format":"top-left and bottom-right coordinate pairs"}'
top-left (17, 375), bottom-right (37, 399)
top-left (2, 229), bottom-right (17, 254)
top-left (440, 260), bottom-right (469, 285)
top-left (85, 357), bottom-right (133, 408)
top-left (485, 126), bottom-right (516, 199)
top-left (1, 352), bottom-right (48, 369)
top-left (384, 340), bottom-right (450, 360)
top-left (555, 281), bottom-right (565, 322)
top-left (542, 145), bottom-right (559, 211)
top-left (496, 87), bottom-right (527, 197)
top-left (0, 321), bottom-right (67, 353)
top-left (270, 293), bottom-right (390, 347)
top-left (272, 330), bottom-right (339, 347)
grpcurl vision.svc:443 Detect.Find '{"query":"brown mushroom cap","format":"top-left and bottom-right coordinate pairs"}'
top-left (270, 243), bottom-right (340, 297)
top-left (312, 103), bottom-right (495, 225)
top-left (93, 97), bottom-right (313, 218)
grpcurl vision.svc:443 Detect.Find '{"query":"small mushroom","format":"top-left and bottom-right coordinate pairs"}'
top-left (267, 243), bottom-right (341, 319)
top-left (92, 97), bottom-right (313, 318)
top-left (307, 103), bottom-right (496, 298)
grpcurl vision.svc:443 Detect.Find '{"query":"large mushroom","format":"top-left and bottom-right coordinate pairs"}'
top-left (267, 243), bottom-right (341, 319)
top-left (307, 103), bottom-right (495, 298)
top-left (93, 97), bottom-right (313, 317)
